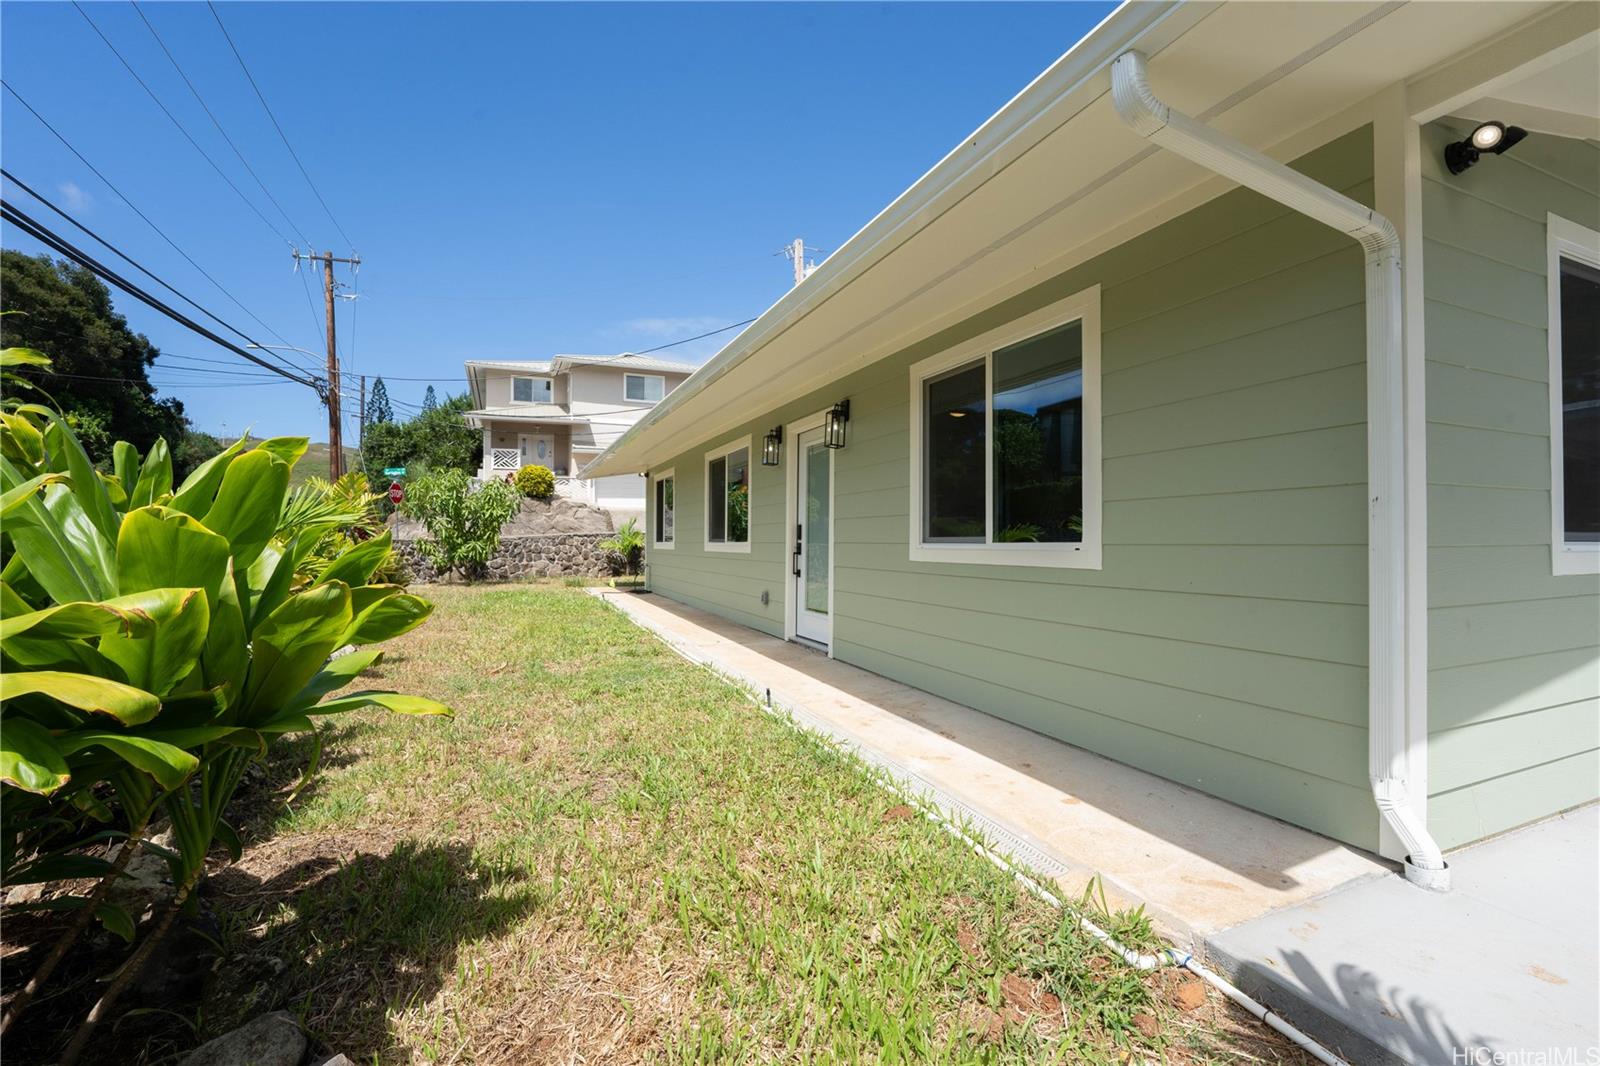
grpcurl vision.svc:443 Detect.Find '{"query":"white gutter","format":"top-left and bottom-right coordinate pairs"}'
top-left (1111, 50), bottom-right (1448, 891)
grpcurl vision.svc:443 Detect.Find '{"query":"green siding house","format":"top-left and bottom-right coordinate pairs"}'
top-left (587, 0), bottom-right (1600, 890)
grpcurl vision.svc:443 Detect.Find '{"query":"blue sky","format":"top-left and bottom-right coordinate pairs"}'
top-left (2, 1), bottom-right (1112, 441)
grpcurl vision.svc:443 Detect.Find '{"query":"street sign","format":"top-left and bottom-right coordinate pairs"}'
top-left (388, 481), bottom-right (405, 505)
top-left (382, 466), bottom-right (407, 477)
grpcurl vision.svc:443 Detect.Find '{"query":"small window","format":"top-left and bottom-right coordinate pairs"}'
top-left (1548, 214), bottom-right (1600, 575)
top-left (625, 373), bottom-right (665, 403)
top-left (909, 286), bottom-right (1100, 569)
top-left (653, 471), bottom-right (675, 548)
top-left (705, 437), bottom-right (750, 552)
top-left (511, 376), bottom-right (552, 404)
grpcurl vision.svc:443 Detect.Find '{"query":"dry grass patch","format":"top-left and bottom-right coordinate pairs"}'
top-left (184, 585), bottom-right (1313, 1064)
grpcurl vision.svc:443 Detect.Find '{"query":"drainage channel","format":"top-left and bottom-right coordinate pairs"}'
top-left (594, 591), bottom-right (1350, 1066)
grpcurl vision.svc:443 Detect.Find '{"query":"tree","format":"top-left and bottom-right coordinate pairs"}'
top-left (421, 384), bottom-right (437, 413)
top-left (0, 251), bottom-right (186, 463)
top-left (365, 376), bottom-right (393, 425)
top-left (358, 392), bottom-right (480, 492)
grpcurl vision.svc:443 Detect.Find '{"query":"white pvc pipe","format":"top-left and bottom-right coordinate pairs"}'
top-left (1110, 50), bottom-right (1448, 891)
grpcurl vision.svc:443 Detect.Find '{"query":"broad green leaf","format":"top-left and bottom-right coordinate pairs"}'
top-left (201, 450), bottom-right (289, 568)
top-left (5, 854), bottom-right (116, 883)
top-left (0, 580), bottom-right (32, 617)
top-left (130, 438), bottom-right (172, 508)
top-left (213, 819), bottom-right (242, 861)
top-left (285, 648), bottom-right (383, 714)
top-left (44, 414), bottom-right (118, 545)
top-left (96, 903), bottom-right (135, 942)
top-left (306, 689), bottom-right (453, 718)
top-left (2, 411), bottom-right (46, 466)
top-left (239, 582), bottom-right (352, 725)
top-left (314, 529), bottom-right (392, 590)
top-left (2, 459), bottom-right (115, 603)
top-left (56, 732), bottom-right (198, 790)
top-left (346, 590), bottom-right (432, 646)
top-left (0, 670), bottom-right (160, 726)
top-left (2, 633), bottom-right (131, 683)
top-left (113, 440), bottom-right (140, 500)
top-left (0, 472), bottom-right (65, 517)
top-left (242, 539), bottom-right (295, 631)
top-left (101, 470), bottom-right (128, 508)
top-left (169, 436), bottom-right (248, 519)
top-left (255, 711), bottom-right (315, 734)
top-left (200, 577), bottom-right (247, 705)
top-left (252, 436), bottom-right (309, 469)
top-left (98, 587), bottom-right (209, 697)
top-left (0, 347), bottom-right (51, 368)
top-left (0, 718), bottom-right (70, 794)
top-left (116, 506), bottom-right (230, 603)
top-left (0, 598), bottom-right (151, 643)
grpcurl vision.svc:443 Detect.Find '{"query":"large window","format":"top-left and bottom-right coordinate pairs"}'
top-left (705, 437), bottom-right (750, 552)
top-left (1548, 214), bottom-right (1600, 575)
top-left (909, 286), bottom-right (1100, 569)
top-left (512, 376), bottom-right (552, 404)
top-left (653, 470), bottom-right (675, 548)
top-left (625, 373), bottom-right (666, 403)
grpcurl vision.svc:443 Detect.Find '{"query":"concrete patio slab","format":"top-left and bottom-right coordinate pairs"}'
top-left (593, 588), bottom-right (1386, 941)
top-left (1209, 805), bottom-right (1600, 1065)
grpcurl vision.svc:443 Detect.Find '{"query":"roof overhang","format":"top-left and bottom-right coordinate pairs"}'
top-left (585, 0), bottom-right (1586, 478)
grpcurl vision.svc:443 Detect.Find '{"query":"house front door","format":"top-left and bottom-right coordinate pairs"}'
top-left (793, 426), bottom-right (832, 647)
top-left (519, 433), bottom-right (555, 469)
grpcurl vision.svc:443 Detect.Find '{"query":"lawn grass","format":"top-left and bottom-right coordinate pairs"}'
top-left (204, 585), bottom-right (1309, 1064)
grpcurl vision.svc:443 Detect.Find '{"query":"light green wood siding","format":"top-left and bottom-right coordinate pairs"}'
top-left (1420, 120), bottom-right (1600, 848)
top-left (647, 127), bottom-right (1379, 848)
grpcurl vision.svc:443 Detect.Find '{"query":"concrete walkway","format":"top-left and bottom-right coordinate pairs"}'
top-left (594, 589), bottom-right (1599, 1064)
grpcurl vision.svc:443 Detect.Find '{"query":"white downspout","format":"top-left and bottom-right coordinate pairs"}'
top-left (1110, 51), bottom-right (1448, 891)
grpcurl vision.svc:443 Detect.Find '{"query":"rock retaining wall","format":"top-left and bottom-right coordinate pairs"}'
top-left (396, 533), bottom-right (616, 583)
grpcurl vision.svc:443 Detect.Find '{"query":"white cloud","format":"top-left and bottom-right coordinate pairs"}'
top-left (618, 316), bottom-right (729, 339)
top-left (57, 182), bottom-right (92, 212)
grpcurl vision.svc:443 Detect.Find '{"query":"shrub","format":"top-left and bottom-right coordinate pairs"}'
top-left (599, 517), bottom-right (645, 575)
top-left (401, 469), bottom-right (519, 580)
top-left (0, 366), bottom-right (452, 1052)
top-left (513, 463), bottom-right (555, 499)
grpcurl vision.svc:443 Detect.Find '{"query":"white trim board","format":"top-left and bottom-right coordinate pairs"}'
top-left (1547, 213), bottom-right (1600, 577)
top-left (782, 409), bottom-right (836, 657)
top-left (650, 468), bottom-right (676, 550)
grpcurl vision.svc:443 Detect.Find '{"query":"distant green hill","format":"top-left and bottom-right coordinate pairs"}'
top-left (221, 438), bottom-right (360, 487)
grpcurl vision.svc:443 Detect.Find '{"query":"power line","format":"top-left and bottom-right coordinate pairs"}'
top-left (1, 197), bottom-right (321, 390)
top-left (208, 0), bottom-right (354, 249)
top-left (0, 80), bottom-right (307, 360)
top-left (131, 0), bottom-right (313, 248)
top-left (71, 1), bottom-right (296, 250)
top-left (1, 168), bottom-right (315, 378)
top-left (626, 317), bottom-right (756, 357)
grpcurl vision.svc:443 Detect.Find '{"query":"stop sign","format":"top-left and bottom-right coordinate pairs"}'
top-left (388, 480), bottom-right (404, 505)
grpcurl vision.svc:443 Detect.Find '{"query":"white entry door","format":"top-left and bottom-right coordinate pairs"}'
top-left (793, 426), bottom-right (832, 647)
top-left (519, 433), bottom-right (555, 468)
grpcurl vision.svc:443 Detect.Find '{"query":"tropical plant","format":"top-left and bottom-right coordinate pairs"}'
top-left (281, 471), bottom-right (405, 584)
top-left (400, 469), bottom-right (519, 580)
top-left (513, 463), bottom-right (554, 499)
top-left (599, 517), bottom-right (645, 575)
top-left (0, 366), bottom-right (451, 1058)
top-left (359, 393), bottom-right (479, 495)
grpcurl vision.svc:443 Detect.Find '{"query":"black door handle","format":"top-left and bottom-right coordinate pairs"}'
top-left (792, 522), bottom-right (802, 578)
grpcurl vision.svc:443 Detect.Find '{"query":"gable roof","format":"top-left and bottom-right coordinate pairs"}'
top-left (550, 354), bottom-right (700, 374)
top-left (582, 0), bottom-right (1572, 478)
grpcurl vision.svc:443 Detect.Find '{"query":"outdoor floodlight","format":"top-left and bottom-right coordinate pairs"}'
top-left (1445, 121), bottom-right (1527, 175)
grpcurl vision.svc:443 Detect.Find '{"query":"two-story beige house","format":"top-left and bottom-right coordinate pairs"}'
top-left (464, 354), bottom-right (695, 515)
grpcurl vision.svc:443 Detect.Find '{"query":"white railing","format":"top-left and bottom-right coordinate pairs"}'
top-left (554, 476), bottom-right (593, 502)
top-left (488, 448), bottom-right (521, 473)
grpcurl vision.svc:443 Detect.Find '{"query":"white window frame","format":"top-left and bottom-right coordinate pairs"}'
top-left (907, 284), bottom-right (1101, 569)
top-left (1547, 214), bottom-right (1600, 576)
top-left (703, 435), bottom-right (752, 554)
top-left (624, 373), bottom-right (666, 403)
top-left (651, 468), bottom-right (675, 549)
top-left (510, 375), bottom-right (553, 405)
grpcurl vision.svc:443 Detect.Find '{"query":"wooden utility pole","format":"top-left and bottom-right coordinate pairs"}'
top-left (294, 248), bottom-right (361, 477)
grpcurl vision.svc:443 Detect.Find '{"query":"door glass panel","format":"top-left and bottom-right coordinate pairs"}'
top-left (805, 441), bottom-right (829, 614)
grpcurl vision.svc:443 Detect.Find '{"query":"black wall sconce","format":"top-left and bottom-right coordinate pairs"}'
top-left (1445, 121), bottom-right (1527, 175)
top-left (761, 425), bottom-right (783, 466)
top-left (824, 400), bottom-right (850, 449)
